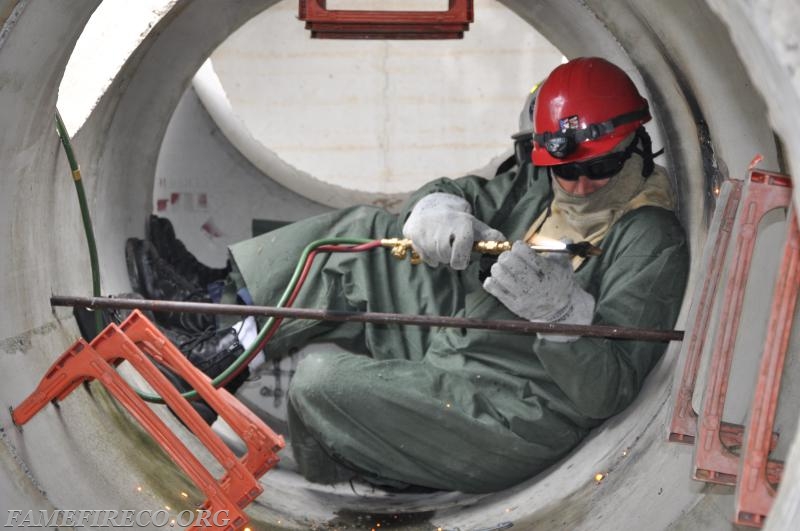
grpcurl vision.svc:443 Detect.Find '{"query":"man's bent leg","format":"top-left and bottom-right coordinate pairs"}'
top-left (287, 351), bottom-right (555, 493)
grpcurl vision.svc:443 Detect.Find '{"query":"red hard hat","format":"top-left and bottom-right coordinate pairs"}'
top-left (532, 57), bottom-right (651, 166)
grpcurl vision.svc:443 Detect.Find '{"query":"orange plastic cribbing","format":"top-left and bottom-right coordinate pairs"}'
top-left (117, 311), bottom-right (284, 500)
top-left (13, 337), bottom-right (247, 529)
top-left (666, 180), bottom-right (781, 453)
top-left (92, 323), bottom-right (262, 516)
top-left (669, 179), bottom-right (744, 444)
top-left (734, 209), bottom-right (800, 527)
top-left (693, 170), bottom-right (792, 486)
top-left (12, 311), bottom-right (284, 531)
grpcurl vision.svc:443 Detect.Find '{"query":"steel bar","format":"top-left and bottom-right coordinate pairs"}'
top-left (52, 295), bottom-right (684, 343)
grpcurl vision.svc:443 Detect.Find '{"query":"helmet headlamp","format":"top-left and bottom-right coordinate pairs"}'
top-left (533, 108), bottom-right (650, 162)
top-left (543, 132), bottom-right (577, 159)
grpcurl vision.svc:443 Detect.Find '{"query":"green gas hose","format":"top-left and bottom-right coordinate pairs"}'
top-left (55, 110), bottom-right (103, 334)
top-left (54, 109), bottom-right (377, 404)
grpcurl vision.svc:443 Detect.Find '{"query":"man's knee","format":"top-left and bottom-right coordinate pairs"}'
top-left (288, 351), bottom-right (350, 405)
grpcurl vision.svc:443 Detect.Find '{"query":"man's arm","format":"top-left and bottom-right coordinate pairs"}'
top-left (533, 207), bottom-right (689, 419)
top-left (399, 163), bottom-right (542, 225)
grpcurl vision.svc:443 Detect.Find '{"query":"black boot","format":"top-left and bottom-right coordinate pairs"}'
top-left (147, 215), bottom-right (231, 288)
top-left (157, 326), bottom-right (251, 426)
top-left (75, 295), bottom-right (248, 426)
top-left (73, 292), bottom-right (154, 342)
top-left (125, 238), bottom-right (217, 334)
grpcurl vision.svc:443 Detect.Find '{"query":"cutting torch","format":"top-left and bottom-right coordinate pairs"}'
top-left (379, 238), bottom-right (602, 264)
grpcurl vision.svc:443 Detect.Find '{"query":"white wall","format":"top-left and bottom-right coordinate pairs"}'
top-left (153, 87), bottom-right (330, 267)
top-left (205, 0), bottom-right (563, 205)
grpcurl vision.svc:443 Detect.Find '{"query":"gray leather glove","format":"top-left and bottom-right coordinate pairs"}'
top-left (402, 192), bottom-right (506, 270)
top-left (482, 241), bottom-right (595, 342)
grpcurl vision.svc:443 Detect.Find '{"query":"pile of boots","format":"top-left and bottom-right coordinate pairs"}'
top-left (76, 215), bottom-right (246, 426)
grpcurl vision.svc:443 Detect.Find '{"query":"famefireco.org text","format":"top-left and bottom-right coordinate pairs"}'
top-left (5, 509), bottom-right (232, 528)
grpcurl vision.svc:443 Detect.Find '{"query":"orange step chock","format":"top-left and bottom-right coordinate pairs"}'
top-left (12, 310), bottom-right (284, 531)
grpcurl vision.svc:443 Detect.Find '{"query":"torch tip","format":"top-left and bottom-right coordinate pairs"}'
top-left (566, 241), bottom-right (603, 258)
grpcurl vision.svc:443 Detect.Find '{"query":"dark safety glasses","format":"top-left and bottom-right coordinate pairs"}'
top-left (550, 149), bottom-right (633, 181)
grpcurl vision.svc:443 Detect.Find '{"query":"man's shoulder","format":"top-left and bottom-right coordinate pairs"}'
top-left (609, 206), bottom-right (687, 253)
top-left (618, 205), bottom-right (684, 233)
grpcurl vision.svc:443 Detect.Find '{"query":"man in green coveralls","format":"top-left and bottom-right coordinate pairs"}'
top-left (212, 57), bottom-right (689, 493)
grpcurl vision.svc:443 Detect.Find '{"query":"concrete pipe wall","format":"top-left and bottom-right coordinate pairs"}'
top-left (1, 0), bottom-right (799, 529)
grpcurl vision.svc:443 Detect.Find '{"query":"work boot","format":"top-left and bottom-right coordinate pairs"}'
top-left (125, 238), bottom-right (217, 334)
top-left (157, 326), bottom-right (251, 426)
top-left (147, 215), bottom-right (231, 288)
top-left (75, 292), bottom-right (248, 426)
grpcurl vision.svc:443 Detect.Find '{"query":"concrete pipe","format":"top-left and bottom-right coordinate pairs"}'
top-left (1, 0), bottom-right (799, 529)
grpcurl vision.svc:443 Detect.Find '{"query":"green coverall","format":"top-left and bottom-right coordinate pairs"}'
top-left (227, 162), bottom-right (689, 493)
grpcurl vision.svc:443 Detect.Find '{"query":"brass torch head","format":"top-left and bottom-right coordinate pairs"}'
top-left (380, 238), bottom-right (422, 264)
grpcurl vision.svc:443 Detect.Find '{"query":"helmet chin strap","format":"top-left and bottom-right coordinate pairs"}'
top-left (632, 127), bottom-right (665, 178)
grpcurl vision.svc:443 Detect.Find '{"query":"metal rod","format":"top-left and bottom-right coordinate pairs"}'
top-left (52, 295), bottom-right (685, 342)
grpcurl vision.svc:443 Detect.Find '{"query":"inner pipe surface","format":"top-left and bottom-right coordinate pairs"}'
top-left (1, 0), bottom-right (799, 529)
